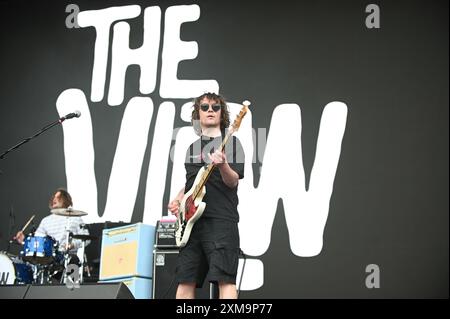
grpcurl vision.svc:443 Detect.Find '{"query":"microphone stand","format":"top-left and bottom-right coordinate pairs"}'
top-left (6, 205), bottom-right (15, 253)
top-left (0, 115), bottom-right (68, 160)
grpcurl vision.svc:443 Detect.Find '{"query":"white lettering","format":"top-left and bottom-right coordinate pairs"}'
top-left (78, 6), bottom-right (141, 102)
top-left (239, 103), bottom-right (347, 257)
top-left (108, 7), bottom-right (161, 106)
top-left (143, 102), bottom-right (175, 226)
top-left (159, 5), bottom-right (218, 98)
top-left (102, 97), bottom-right (154, 222)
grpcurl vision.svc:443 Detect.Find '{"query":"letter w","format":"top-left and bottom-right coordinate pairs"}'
top-left (239, 102), bottom-right (347, 257)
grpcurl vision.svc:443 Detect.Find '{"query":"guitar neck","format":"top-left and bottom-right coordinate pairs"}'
top-left (192, 132), bottom-right (233, 200)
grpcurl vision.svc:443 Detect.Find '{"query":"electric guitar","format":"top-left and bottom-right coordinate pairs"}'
top-left (175, 100), bottom-right (250, 247)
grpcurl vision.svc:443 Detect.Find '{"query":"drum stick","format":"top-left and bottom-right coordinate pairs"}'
top-left (21, 214), bottom-right (35, 232)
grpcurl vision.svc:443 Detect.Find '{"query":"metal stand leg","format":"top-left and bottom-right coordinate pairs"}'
top-left (79, 241), bottom-right (85, 284)
top-left (84, 252), bottom-right (91, 279)
top-left (62, 252), bottom-right (69, 284)
top-left (62, 218), bottom-right (71, 285)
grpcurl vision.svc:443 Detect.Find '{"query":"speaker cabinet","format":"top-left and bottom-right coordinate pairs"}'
top-left (100, 223), bottom-right (155, 280)
top-left (0, 283), bottom-right (134, 299)
top-left (0, 285), bottom-right (29, 299)
top-left (152, 250), bottom-right (212, 299)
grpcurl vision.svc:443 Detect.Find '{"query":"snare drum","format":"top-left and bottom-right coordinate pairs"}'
top-left (21, 236), bottom-right (58, 265)
top-left (0, 252), bottom-right (33, 285)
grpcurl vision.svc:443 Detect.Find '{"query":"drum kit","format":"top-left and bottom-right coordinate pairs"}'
top-left (0, 208), bottom-right (97, 286)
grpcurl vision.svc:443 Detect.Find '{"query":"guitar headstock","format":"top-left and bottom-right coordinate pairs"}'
top-left (230, 100), bottom-right (250, 133)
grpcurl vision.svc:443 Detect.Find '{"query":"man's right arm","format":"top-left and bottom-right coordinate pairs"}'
top-left (13, 231), bottom-right (25, 244)
top-left (167, 187), bottom-right (185, 215)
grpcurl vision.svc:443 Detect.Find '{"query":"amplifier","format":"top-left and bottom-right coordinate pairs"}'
top-left (155, 219), bottom-right (177, 248)
top-left (99, 223), bottom-right (155, 280)
top-left (152, 249), bottom-right (212, 299)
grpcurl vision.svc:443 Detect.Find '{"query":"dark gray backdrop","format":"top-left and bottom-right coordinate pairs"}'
top-left (0, 0), bottom-right (448, 298)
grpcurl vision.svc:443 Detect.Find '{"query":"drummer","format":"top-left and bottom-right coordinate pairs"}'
top-left (13, 188), bottom-right (90, 252)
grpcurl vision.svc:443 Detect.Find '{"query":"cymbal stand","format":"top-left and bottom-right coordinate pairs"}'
top-left (62, 217), bottom-right (71, 284)
top-left (79, 240), bottom-right (86, 284)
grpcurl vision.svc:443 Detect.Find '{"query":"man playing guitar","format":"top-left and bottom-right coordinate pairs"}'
top-left (168, 92), bottom-right (245, 299)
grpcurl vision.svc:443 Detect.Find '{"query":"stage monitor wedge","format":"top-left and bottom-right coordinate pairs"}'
top-left (0, 283), bottom-right (134, 299)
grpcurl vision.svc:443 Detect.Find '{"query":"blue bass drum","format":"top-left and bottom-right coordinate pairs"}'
top-left (0, 252), bottom-right (33, 285)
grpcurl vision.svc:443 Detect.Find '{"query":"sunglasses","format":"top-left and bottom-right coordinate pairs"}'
top-left (200, 103), bottom-right (221, 112)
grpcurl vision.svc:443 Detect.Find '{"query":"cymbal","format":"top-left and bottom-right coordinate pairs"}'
top-left (51, 208), bottom-right (88, 217)
top-left (70, 234), bottom-right (97, 241)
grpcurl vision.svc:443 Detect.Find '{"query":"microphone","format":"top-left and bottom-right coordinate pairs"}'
top-left (60, 110), bottom-right (81, 121)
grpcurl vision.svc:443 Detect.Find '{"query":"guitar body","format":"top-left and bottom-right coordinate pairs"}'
top-left (175, 166), bottom-right (207, 247)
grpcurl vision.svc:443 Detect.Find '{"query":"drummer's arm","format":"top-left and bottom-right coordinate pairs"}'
top-left (15, 217), bottom-right (43, 244)
top-left (14, 231), bottom-right (25, 244)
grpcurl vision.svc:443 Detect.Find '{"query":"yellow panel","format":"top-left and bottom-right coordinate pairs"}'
top-left (106, 226), bottom-right (137, 237)
top-left (100, 241), bottom-right (138, 278)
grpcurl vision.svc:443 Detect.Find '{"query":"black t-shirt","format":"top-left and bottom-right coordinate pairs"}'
top-left (184, 135), bottom-right (245, 223)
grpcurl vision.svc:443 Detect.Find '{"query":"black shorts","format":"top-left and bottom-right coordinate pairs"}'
top-left (175, 218), bottom-right (240, 288)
